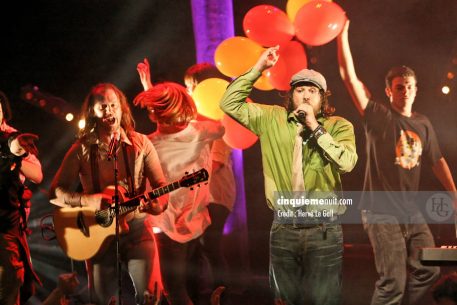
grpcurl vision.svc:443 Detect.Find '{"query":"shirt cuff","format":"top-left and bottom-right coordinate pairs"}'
top-left (316, 132), bottom-right (334, 150)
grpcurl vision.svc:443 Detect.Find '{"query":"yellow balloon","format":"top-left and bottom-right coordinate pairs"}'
top-left (192, 78), bottom-right (229, 120)
top-left (214, 36), bottom-right (264, 78)
top-left (254, 71), bottom-right (274, 91)
top-left (286, 0), bottom-right (332, 23)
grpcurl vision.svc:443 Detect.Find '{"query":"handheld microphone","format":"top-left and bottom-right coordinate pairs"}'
top-left (297, 111), bottom-right (306, 122)
top-left (107, 132), bottom-right (119, 160)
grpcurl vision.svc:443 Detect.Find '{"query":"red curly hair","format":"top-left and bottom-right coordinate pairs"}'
top-left (133, 82), bottom-right (197, 126)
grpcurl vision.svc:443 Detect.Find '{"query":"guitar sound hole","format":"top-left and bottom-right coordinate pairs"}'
top-left (95, 209), bottom-right (114, 227)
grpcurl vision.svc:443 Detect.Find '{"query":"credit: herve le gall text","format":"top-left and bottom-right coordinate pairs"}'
top-left (277, 208), bottom-right (335, 218)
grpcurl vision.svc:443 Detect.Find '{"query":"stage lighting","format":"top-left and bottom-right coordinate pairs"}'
top-left (78, 119), bottom-right (86, 129)
top-left (65, 113), bottom-right (74, 122)
top-left (441, 86), bottom-right (450, 95)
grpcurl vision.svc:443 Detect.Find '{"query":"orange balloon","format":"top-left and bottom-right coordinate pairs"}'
top-left (192, 78), bottom-right (230, 120)
top-left (214, 36), bottom-right (264, 78)
top-left (286, 0), bottom-right (332, 23)
top-left (254, 71), bottom-right (274, 91)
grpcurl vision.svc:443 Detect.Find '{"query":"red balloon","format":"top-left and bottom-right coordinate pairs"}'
top-left (294, 1), bottom-right (346, 46)
top-left (243, 5), bottom-right (294, 47)
top-left (267, 40), bottom-right (308, 91)
top-left (222, 113), bottom-right (258, 150)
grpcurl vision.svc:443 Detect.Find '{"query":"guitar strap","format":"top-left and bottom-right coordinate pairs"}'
top-left (90, 144), bottom-right (101, 193)
top-left (121, 142), bottom-right (136, 198)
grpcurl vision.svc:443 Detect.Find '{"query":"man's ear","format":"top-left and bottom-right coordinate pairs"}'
top-left (385, 87), bottom-right (392, 98)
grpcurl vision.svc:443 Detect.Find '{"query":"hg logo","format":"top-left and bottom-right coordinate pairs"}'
top-left (425, 193), bottom-right (453, 222)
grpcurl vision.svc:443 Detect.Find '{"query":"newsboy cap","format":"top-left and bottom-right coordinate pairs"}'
top-left (289, 69), bottom-right (327, 91)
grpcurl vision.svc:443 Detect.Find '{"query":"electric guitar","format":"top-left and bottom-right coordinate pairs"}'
top-left (52, 168), bottom-right (208, 261)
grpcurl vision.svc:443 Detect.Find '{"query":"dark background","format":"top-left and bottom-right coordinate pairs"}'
top-left (1, 0), bottom-right (457, 304)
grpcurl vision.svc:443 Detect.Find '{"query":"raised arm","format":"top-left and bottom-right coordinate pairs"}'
top-left (137, 58), bottom-right (153, 91)
top-left (336, 20), bottom-right (371, 115)
top-left (219, 46), bottom-right (279, 133)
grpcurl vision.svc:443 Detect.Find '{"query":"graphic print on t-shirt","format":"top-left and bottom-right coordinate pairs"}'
top-left (395, 129), bottom-right (423, 170)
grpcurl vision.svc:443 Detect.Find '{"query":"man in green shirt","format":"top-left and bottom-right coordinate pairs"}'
top-left (220, 46), bottom-right (358, 305)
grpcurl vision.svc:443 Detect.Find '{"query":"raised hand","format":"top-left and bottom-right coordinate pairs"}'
top-left (253, 45), bottom-right (280, 73)
top-left (137, 58), bottom-right (153, 90)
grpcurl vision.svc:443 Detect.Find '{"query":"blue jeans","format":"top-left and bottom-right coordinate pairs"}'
top-left (361, 210), bottom-right (440, 305)
top-left (269, 222), bottom-right (343, 305)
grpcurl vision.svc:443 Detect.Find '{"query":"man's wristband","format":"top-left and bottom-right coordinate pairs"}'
top-left (312, 125), bottom-right (327, 139)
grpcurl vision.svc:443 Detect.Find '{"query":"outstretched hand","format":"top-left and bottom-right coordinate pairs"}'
top-left (137, 58), bottom-right (153, 90)
top-left (253, 45), bottom-right (280, 73)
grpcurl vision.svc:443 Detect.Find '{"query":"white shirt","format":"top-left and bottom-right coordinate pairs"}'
top-left (149, 120), bottom-right (224, 243)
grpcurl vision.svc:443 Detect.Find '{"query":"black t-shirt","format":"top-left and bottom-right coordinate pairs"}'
top-left (359, 100), bottom-right (442, 215)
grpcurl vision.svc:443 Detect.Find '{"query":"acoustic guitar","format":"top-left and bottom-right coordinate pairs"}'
top-left (52, 168), bottom-right (208, 261)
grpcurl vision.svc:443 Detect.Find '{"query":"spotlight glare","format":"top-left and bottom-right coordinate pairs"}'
top-left (447, 72), bottom-right (455, 80)
top-left (78, 119), bottom-right (86, 129)
top-left (442, 86), bottom-right (450, 95)
top-left (65, 113), bottom-right (74, 122)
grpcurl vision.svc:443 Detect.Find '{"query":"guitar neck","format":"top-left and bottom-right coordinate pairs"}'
top-left (94, 169), bottom-right (207, 227)
top-left (113, 181), bottom-right (182, 216)
top-left (149, 181), bottom-right (181, 199)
